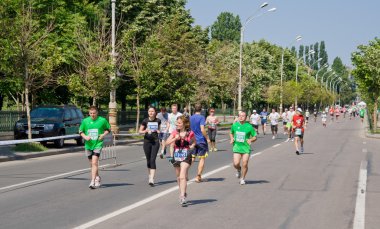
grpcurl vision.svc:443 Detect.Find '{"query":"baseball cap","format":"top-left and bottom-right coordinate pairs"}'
top-left (297, 108), bottom-right (303, 112)
top-left (253, 110), bottom-right (257, 113)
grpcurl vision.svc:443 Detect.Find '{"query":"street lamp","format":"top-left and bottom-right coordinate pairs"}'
top-left (238, 3), bottom-right (276, 112)
top-left (307, 58), bottom-right (322, 76)
top-left (330, 75), bottom-right (340, 92)
top-left (109, 0), bottom-right (118, 133)
top-left (320, 68), bottom-right (332, 87)
top-left (280, 35), bottom-right (302, 114)
top-left (325, 72), bottom-right (336, 90)
top-left (315, 63), bottom-right (329, 81)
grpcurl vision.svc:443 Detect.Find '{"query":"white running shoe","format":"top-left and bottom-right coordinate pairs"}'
top-left (94, 176), bottom-right (101, 188)
top-left (291, 138), bottom-right (294, 142)
top-left (89, 180), bottom-right (96, 189)
top-left (240, 179), bottom-right (246, 185)
top-left (236, 170), bottom-right (241, 179)
top-left (149, 177), bottom-right (154, 187)
top-left (179, 197), bottom-right (188, 206)
top-left (301, 147), bottom-right (304, 153)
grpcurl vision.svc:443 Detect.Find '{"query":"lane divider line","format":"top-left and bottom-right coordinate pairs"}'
top-left (272, 144), bottom-right (281, 148)
top-left (353, 160), bottom-right (368, 229)
top-left (0, 164), bottom-right (113, 192)
top-left (73, 165), bottom-right (231, 229)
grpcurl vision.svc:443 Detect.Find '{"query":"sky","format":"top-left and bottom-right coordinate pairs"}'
top-left (185, 0), bottom-right (380, 67)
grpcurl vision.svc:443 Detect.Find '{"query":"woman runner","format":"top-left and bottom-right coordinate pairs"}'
top-left (166, 116), bottom-right (196, 206)
top-left (206, 108), bottom-right (220, 152)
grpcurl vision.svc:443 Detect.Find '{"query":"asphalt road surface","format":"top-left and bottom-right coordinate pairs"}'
top-left (0, 117), bottom-right (378, 229)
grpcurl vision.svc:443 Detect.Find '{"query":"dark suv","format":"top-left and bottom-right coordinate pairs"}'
top-left (14, 105), bottom-right (84, 148)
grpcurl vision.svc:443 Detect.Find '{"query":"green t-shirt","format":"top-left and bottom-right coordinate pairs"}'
top-left (79, 116), bottom-right (111, 150)
top-left (359, 109), bottom-right (365, 117)
top-left (230, 122), bottom-right (257, 154)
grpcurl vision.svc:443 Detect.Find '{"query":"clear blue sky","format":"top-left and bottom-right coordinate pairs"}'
top-left (186, 0), bottom-right (380, 67)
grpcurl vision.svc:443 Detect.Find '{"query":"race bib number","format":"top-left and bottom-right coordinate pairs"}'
top-left (295, 128), bottom-right (302, 136)
top-left (160, 123), bottom-right (167, 131)
top-left (148, 122), bottom-right (159, 132)
top-left (174, 149), bottom-right (188, 162)
top-left (209, 122), bottom-right (216, 129)
top-left (236, 131), bottom-right (246, 143)
top-left (88, 129), bottom-right (99, 140)
top-left (262, 116), bottom-right (267, 120)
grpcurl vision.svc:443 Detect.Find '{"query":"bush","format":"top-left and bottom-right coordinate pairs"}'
top-left (14, 142), bottom-right (48, 152)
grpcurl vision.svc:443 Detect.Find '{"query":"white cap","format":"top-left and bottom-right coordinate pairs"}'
top-left (253, 110), bottom-right (257, 113)
top-left (297, 108), bottom-right (303, 112)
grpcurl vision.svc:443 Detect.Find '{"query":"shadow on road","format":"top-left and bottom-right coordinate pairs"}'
top-left (101, 183), bottom-right (134, 188)
top-left (245, 180), bottom-right (270, 185)
top-left (187, 198), bottom-right (217, 206)
top-left (154, 180), bottom-right (177, 186)
top-left (203, 177), bottom-right (225, 182)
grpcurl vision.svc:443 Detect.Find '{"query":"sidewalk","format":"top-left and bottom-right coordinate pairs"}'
top-left (365, 115), bottom-right (380, 139)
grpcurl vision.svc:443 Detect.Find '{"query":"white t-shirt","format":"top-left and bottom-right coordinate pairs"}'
top-left (305, 111), bottom-right (310, 117)
top-left (287, 111), bottom-right (295, 123)
top-left (281, 112), bottom-right (288, 122)
top-left (269, 112), bottom-right (280, 125)
top-left (168, 112), bottom-right (182, 133)
top-left (250, 114), bottom-right (260, 125)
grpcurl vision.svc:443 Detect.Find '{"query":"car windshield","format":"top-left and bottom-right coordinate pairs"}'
top-left (30, 108), bottom-right (64, 120)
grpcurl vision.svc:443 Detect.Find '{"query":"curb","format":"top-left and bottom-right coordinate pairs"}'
top-left (0, 139), bottom-right (142, 163)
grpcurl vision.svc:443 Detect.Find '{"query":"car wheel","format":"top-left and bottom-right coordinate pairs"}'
top-left (76, 137), bottom-right (84, 146)
top-left (54, 131), bottom-right (65, 148)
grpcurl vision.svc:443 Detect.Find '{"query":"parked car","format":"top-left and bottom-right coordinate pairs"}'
top-left (14, 105), bottom-right (84, 148)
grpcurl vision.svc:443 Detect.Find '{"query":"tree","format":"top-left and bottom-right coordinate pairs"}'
top-left (313, 42), bottom-right (319, 70)
top-left (352, 37), bottom-right (380, 132)
top-left (298, 45), bottom-right (304, 60)
top-left (210, 12), bottom-right (241, 43)
top-left (320, 41), bottom-right (328, 67)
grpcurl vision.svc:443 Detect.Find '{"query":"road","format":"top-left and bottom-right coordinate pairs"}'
top-left (0, 117), bottom-right (378, 229)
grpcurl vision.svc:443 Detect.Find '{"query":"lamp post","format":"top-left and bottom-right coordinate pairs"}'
top-left (328, 74), bottom-right (339, 92)
top-left (308, 58), bottom-right (322, 76)
top-left (280, 35), bottom-right (302, 115)
top-left (320, 68), bottom-right (332, 87)
top-left (295, 49), bottom-right (315, 108)
top-left (325, 72), bottom-right (336, 90)
top-left (315, 63), bottom-right (328, 81)
top-left (109, 0), bottom-right (118, 133)
top-left (238, 3), bottom-right (276, 112)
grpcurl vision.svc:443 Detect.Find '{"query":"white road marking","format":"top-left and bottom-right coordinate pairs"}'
top-left (0, 164), bottom-right (113, 192)
top-left (251, 152), bottom-right (263, 158)
top-left (353, 160), bottom-right (368, 229)
top-left (272, 144), bottom-right (281, 148)
top-left (362, 149), bottom-right (367, 153)
top-left (74, 165), bottom-right (231, 229)
top-left (363, 142), bottom-right (366, 145)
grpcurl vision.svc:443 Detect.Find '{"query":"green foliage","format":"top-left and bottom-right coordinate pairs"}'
top-left (14, 142), bottom-right (48, 152)
top-left (211, 12), bottom-right (241, 43)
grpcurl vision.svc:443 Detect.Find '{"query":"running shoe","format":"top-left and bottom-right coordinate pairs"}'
top-left (89, 180), bottom-right (96, 189)
top-left (195, 175), bottom-right (202, 183)
top-left (296, 151), bottom-right (300, 155)
top-left (179, 197), bottom-right (188, 206)
top-left (94, 176), bottom-right (101, 188)
top-left (149, 177), bottom-right (154, 187)
top-left (291, 138), bottom-right (294, 142)
top-left (240, 179), bottom-right (246, 185)
top-left (159, 153), bottom-right (164, 159)
top-left (301, 147), bottom-right (304, 153)
top-left (214, 148), bottom-right (218, 152)
top-left (272, 136), bottom-right (275, 139)
top-left (236, 170), bottom-right (241, 179)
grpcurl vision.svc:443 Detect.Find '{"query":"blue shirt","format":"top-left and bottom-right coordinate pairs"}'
top-left (260, 111), bottom-right (268, 120)
top-left (190, 114), bottom-right (206, 144)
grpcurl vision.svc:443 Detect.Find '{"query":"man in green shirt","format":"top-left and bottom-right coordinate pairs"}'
top-left (359, 108), bottom-right (365, 123)
top-left (230, 111), bottom-right (257, 185)
top-left (79, 106), bottom-right (111, 189)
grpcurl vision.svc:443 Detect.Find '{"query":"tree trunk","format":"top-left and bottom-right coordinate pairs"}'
top-left (373, 99), bottom-right (378, 132)
top-left (92, 97), bottom-right (96, 106)
top-left (25, 81), bottom-right (32, 140)
top-left (135, 89), bottom-right (140, 132)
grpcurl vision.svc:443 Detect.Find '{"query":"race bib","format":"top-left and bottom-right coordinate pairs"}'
top-left (147, 122), bottom-right (159, 132)
top-left (295, 128), bottom-right (302, 136)
top-left (236, 131), bottom-right (246, 143)
top-left (209, 122), bottom-right (216, 129)
top-left (160, 123), bottom-right (167, 131)
top-left (262, 116), bottom-right (267, 120)
top-left (88, 129), bottom-right (99, 140)
top-left (174, 149), bottom-right (188, 162)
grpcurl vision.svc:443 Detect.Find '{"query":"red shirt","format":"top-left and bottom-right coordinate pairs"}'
top-left (292, 114), bottom-right (305, 132)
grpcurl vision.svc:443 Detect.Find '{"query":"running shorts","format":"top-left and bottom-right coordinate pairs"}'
top-left (208, 128), bottom-right (217, 142)
top-left (86, 148), bottom-right (102, 159)
top-left (271, 124), bottom-right (278, 132)
top-left (192, 142), bottom-right (209, 158)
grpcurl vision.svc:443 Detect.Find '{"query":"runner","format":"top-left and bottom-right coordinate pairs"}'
top-left (348, 107), bottom-right (353, 120)
top-left (269, 108), bottom-right (280, 139)
top-left (334, 106), bottom-right (340, 122)
top-left (281, 108), bottom-right (288, 135)
top-left (190, 104), bottom-right (210, 183)
top-left (359, 107), bottom-right (365, 123)
top-left (305, 109), bottom-right (310, 125)
top-left (230, 111), bottom-right (257, 185)
top-left (250, 110), bottom-right (260, 135)
top-left (321, 111), bottom-right (327, 127)
top-left (260, 108), bottom-right (268, 135)
top-left (139, 106), bottom-right (161, 186)
top-left (292, 108), bottom-right (305, 155)
top-left (342, 106), bottom-right (347, 118)
top-left (285, 107), bottom-right (295, 142)
top-left (329, 106), bottom-right (334, 122)
top-left (157, 107), bottom-right (170, 159)
top-left (313, 109), bottom-right (318, 122)
top-left (166, 116), bottom-right (196, 206)
top-left (79, 106), bottom-right (111, 189)
top-left (168, 104), bottom-right (182, 156)
top-left (206, 108), bottom-right (220, 152)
